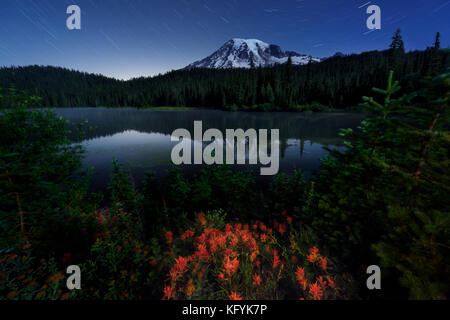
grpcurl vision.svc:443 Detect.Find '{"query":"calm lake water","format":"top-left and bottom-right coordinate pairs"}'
top-left (54, 108), bottom-right (366, 192)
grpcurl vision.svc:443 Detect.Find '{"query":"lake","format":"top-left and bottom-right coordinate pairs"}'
top-left (54, 108), bottom-right (366, 192)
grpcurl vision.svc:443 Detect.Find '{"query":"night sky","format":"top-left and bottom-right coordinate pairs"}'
top-left (1, 0), bottom-right (449, 79)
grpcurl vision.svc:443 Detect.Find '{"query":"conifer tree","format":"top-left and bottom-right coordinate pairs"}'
top-left (371, 70), bottom-right (450, 299)
top-left (434, 32), bottom-right (441, 49)
top-left (266, 83), bottom-right (275, 104)
top-left (0, 41), bottom-right (448, 110)
top-left (429, 32), bottom-right (443, 76)
top-left (390, 29), bottom-right (405, 52)
top-left (312, 70), bottom-right (450, 299)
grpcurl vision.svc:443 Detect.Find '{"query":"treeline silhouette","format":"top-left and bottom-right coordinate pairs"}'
top-left (1, 32), bottom-right (448, 110)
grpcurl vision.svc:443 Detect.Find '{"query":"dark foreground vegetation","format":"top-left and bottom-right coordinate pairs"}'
top-left (1, 64), bottom-right (449, 300)
top-left (0, 31), bottom-right (448, 111)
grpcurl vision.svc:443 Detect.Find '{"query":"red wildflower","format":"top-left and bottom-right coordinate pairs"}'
top-left (230, 234), bottom-right (239, 247)
top-left (260, 234), bottom-right (268, 242)
top-left (319, 257), bottom-right (327, 271)
top-left (7, 290), bottom-right (19, 299)
top-left (278, 223), bottom-right (286, 235)
top-left (248, 239), bottom-right (259, 254)
top-left (22, 243), bottom-right (31, 250)
top-left (317, 276), bottom-right (327, 289)
top-left (250, 250), bottom-right (258, 261)
top-left (62, 252), bottom-right (71, 265)
top-left (181, 230), bottom-right (194, 240)
top-left (195, 243), bottom-right (209, 261)
top-left (295, 266), bottom-right (305, 283)
top-left (295, 266), bottom-right (308, 289)
top-left (225, 224), bottom-right (233, 233)
top-left (185, 279), bottom-right (195, 296)
top-left (198, 267), bottom-right (206, 279)
top-left (286, 216), bottom-right (293, 224)
top-left (169, 256), bottom-right (188, 281)
top-left (163, 286), bottom-right (175, 300)
top-left (253, 274), bottom-right (262, 286)
top-left (308, 282), bottom-right (323, 300)
top-left (223, 256), bottom-right (239, 276)
top-left (274, 220), bottom-right (279, 230)
top-left (229, 292), bottom-right (242, 300)
top-left (307, 246), bottom-right (320, 263)
top-left (291, 255), bottom-right (298, 264)
top-left (223, 248), bottom-right (239, 259)
top-left (165, 231), bottom-right (173, 244)
top-left (240, 231), bottom-right (251, 243)
top-left (218, 272), bottom-right (225, 281)
top-left (272, 250), bottom-right (280, 269)
top-left (208, 239), bottom-right (219, 253)
top-left (259, 222), bottom-right (267, 232)
top-left (93, 232), bottom-right (105, 241)
top-left (61, 292), bottom-right (70, 300)
top-left (327, 276), bottom-right (335, 288)
top-left (215, 234), bottom-right (227, 248)
top-left (198, 212), bottom-right (207, 226)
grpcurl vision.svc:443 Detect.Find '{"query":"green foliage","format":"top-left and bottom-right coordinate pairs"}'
top-left (165, 167), bottom-right (191, 213)
top-left (108, 159), bottom-right (139, 214)
top-left (0, 243), bottom-right (74, 300)
top-left (160, 212), bottom-right (356, 300)
top-left (190, 166), bottom-right (257, 219)
top-left (390, 29), bottom-right (405, 52)
top-left (291, 102), bottom-right (330, 112)
top-left (1, 43), bottom-right (448, 110)
top-left (80, 209), bottom-right (161, 300)
top-left (0, 88), bottom-right (89, 249)
top-left (1, 55), bottom-right (448, 301)
top-left (141, 170), bottom-right (166, 236)
top-left (268, 170), bottom-right (307, 215)
top-left (204, 209), bottom-right (227, 230)
top-left (312, 70), bottom-right (450, 299)
top-left (147, 165), bottom-right (260, 224)
top-left (371, 71), bottom-right (450, 299)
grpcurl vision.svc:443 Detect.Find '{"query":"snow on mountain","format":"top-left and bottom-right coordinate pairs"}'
top-left (185, 38), bottom-right (320, 69)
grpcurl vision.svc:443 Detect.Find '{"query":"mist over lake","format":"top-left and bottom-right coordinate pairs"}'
top-left (54, 108), bottom-right (366, 191)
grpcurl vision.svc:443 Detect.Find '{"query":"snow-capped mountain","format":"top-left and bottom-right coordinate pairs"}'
top-left (185, 38), bottom-right (320, 69)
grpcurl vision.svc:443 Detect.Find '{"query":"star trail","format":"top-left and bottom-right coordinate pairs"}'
top-left (1, 0), bottom-right (448, 79)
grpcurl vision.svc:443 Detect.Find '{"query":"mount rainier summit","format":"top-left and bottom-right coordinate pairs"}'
top-left (185, 38), bottom-right (321, 69)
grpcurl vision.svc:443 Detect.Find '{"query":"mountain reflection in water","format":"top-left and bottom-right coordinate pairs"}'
top-left (54, 108), bottom-right (366, 191)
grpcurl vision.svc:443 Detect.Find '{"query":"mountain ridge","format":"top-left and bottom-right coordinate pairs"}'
top-left (185, 38), bottom-right (320, 69)
top-left (1, 48), bottom-right (446, 109)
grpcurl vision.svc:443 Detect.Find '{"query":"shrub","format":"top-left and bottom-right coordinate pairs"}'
top-left (160, 211), bottom-right (355, 300)
top-left (80, 207), bottom-right (162, 300)
top-left (0, 242), bottom-right (74, 300)
top-left (0, 89), bottom-right (87, 249)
